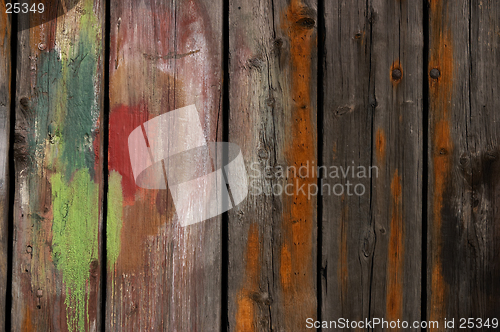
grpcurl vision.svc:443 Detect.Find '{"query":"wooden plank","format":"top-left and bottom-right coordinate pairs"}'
top-left (11, 1), bottom-right (105, 330)
top-left (428, 0), bottom-right (500, 327)
top-left (106, 0), bottom-right (223, 330)
top-left (227, 0), bottom-right (318, 330)
top-left (321, 0), bottom-right (423, 327)
top-left (0, 4), bottom-right (11, 330)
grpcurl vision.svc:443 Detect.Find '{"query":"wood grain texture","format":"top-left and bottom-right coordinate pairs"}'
top-left (11, 1), bottom-right (105, 331)
top-left (106, 0), bottom-right (223, 330)
top-left (0, 4), bottom-right (11, 331)
top-left (321, 0), bottom-right (423, 328)
top-left (227, 0), bottom-right (318, 331)
top-left (428, 0), bottom-right (500, 327)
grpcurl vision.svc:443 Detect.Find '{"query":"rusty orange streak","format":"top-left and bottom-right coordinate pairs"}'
top-left (235, 223), bottom-right (261, 332)
top-left (22, 305), bottom-right (33, 332)
top-left (386, 171), bottom-right (404, 327)
top-left (429, 0), bottom-right (454, 328)
top-left (280, 0), bottom-right (317, 328)
top-left (376, 129), bottom-right (387, 164)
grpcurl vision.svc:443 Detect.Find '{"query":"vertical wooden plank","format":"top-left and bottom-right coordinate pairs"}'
top-left (12, 1), bottom-right (105, 331)
top-left (0, 4), bottom-right (11, 330)
top-left (228, 0), bottom-right (317, 331)
top-left (106, 0), bottom-right (223, 330)
top-left (428, 0), bottom-right (500, 327)
top-left (322, 0), bottom-right (423, 327)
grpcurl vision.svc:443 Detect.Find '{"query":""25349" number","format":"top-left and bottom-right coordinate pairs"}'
top-left (6, 3), bottom-right (45, 14)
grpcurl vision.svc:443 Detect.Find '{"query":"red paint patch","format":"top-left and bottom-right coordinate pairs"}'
top-left (109, 103), bottom-right (150, 202)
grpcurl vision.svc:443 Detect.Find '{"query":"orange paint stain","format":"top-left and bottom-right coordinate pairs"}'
top-left (428, 1), bottom-right (454, 328)
top-left (280, 0), bottom-right (317, 328)
top-left (22, 306), bottom-right (33, 332)
top-left (235, 223), bottom-right (261, 332)
top-left (117, 190), bottom-right (174, 272)
top-left (386, 171), bottom-right (404, 327)
top-left (376, 129), bottom-right (387, 164)
top-left (280, 244), bottom-right (292, 292)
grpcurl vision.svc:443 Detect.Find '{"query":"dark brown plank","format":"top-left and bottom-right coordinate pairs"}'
top-left (228, 0), bottom-right (318, 330)
top-left (428, 0), bottom-right (500, 327)
top-left (106, 0), bottom-right (223, 330)
top-left (11, 1), bottom-right (105, 330)
top-left (0, 4), bottom-right (11, 330)
top-left (321, 0), bottom-right (423, 328)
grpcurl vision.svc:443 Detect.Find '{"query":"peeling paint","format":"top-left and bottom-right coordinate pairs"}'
top-left (25, 1), bottom-right (103, 330)
top-left (51, 169), bottom-right (99, 332)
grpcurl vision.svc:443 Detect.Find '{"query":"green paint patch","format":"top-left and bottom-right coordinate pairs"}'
top-left (107, 171), bottom-right (123, 268)
top-left (60, 32), bottom-right (100, 180)
top-left (51, 169), bottom-right (99, 332)
top-left (28, 1), bottom-right (103, 331)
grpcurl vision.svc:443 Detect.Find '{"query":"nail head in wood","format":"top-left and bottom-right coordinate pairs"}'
top-left (392, 69), bottom-right (402, 81)
top-left (430, 68), bottom-right (441, 79)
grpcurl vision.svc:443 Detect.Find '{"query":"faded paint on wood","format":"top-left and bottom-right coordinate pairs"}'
top-left (228, 0), bottom-right (318, 330)
top-left (428, 0), bottom-right (500, 327)
top-left (0, 4), bottom-right (10, 330)
top-left (321, 0), bottom-right (423, 327)
top-left (106, 0), bottom-right (223, 330)
top-left (11, 1), bottom-right (105, 331)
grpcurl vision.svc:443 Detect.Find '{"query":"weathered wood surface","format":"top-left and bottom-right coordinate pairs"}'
top-left (0, 4), bottom-right (10, 330)
top-left (106, 0), bottom-right (223, 330)
top-left (227, 0), bottom-right (318, 330)
top-left (321, 0), bottom-right (423, 328)
top-left (3, 1), bottom-right (500, 330)
top-left (11, 1), bottom-right (105, 331)
top-left (428, 0), bottom-right (500, 327)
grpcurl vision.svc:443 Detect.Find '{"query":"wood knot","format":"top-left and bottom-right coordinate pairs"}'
top-left (20, 97), bottom-right (30, 109)
top-left (274, 38), bottom-right (283, 49)
top-left (460, 154), bottom-right (469, 165)
top-left (247, 56), bottom-right (264, 70)
top-left (335, 105), bottom-right (354, 117)
top-left (258, 149), bottom-right (268, 159)
top-left (266, 97), bottom-right (276, 108)
top-left (295, 17), bottom-right (315, 29)
top-left (485, 150), bottom-right (497, 161)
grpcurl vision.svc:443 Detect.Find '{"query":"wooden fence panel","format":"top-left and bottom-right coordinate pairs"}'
top-left (227, 0), bottom-right (318, 331)
top-left (0, 5), bottom-right (10, 331)
top-left (321, 0), bottom-right (423, 327)
top-left (11, 1), bottom-right (105, 330)
top-left (2, 1), bottom-right (500, 330)
top-left (106, 0), bottom-right (223, 330)
top-left (428, 0), bottom-right (500, 327)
